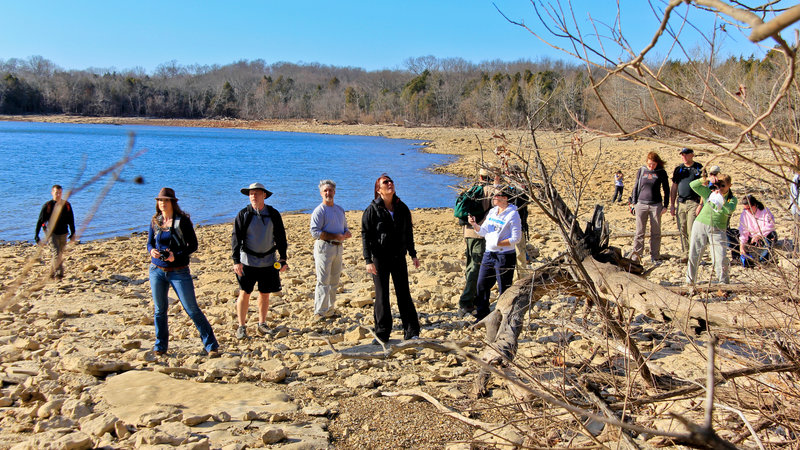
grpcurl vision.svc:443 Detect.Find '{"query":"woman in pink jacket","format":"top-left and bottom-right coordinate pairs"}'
top-left (736, 194), bottom-right (776, 266)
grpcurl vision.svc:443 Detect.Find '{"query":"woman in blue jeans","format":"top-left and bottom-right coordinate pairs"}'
top-left (468, 185), bottom-right (522, 322)
top-left (147, 187), bottom-right (219, 357)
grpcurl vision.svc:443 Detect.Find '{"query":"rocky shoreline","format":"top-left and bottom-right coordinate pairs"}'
top-left (1, 116), bottom-right (798, 448)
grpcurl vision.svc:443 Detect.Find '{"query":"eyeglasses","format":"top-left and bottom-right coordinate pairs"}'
top-left (716, 183), bottom-right (726, 188)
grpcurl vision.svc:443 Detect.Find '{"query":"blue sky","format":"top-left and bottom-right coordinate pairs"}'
top-left (1, 1), bottom-right (789, 73)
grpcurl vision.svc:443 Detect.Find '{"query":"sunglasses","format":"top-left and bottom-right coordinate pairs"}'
top-left (381, 179), bottom-right (394, 185)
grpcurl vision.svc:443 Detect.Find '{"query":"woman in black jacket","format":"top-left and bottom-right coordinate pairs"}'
top-left (147, 187), bottom-right (219, 357)
top-left (361, 174), bottom-right (420, 343)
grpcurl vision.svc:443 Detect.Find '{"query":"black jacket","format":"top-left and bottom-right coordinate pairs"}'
top-left (231, 204), bottom-right (288, 264)
top-left (147, 213), bottom-right (197, 268)
top-left (35, 200), bottom-right (75, 241)
top-left (361, 196), bottom-right (417, 264)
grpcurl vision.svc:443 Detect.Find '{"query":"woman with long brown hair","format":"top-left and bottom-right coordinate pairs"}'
top-left (629, 151), bottom-right (670, 264)
top-left (147, 187), bottom-right (219, 357)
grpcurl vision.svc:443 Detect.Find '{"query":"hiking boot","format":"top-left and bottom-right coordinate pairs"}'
top-left (207, 349), bottom-right (221, 358)
top-left (457, 306), bottom-right (475, 318)
top-left (257, 322), bottom-right (269, 336)
top-left (312, 313), bottom-right (325, 322)
top-left (235, 325), bottom-right (247, 340)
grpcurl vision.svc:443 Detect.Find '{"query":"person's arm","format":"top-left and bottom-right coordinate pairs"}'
top-left (173, 216), bottom-right (198, 258)
top-left (271, 207), bottom-right (288, 263)
top-left (660, 170), bottom-right (670, 210)
top-left (66, 202), bottom-right (76, 239)
top-left (630, 168), bottom-right (641, 204)
top-left (498, 211), bottom-right (522, 247)
top-left (231, 210), bottom-right (243, 264)
top-left (34, 203), bottom-right (47, 243)
top-left (361, 206), bottom-right (375, 265)
top-left (404, 204), bottom-right (417, 260)
top-left (309, 206), bottom-right (324, 240)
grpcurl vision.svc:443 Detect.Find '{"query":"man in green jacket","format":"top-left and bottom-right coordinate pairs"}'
top-left (686, 173), bottom-right (737, 285)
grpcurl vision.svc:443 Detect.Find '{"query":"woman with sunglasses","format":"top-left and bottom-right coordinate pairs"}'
top-left (736, 194), bottom-right (776, 266)
top-left (686, 173), bottom-right (738, 285)
top-left (361, 174), bottom-right (421, 344)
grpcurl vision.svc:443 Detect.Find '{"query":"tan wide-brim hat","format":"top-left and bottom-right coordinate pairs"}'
top-left (241, 182), bottom-right (273, 198)
top-left (155, 187), bottom-right (178, 201)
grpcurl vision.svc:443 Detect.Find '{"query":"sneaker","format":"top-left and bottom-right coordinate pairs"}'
top-left (235, 325), bottom-right (247, 340)
top-left (312, 313), bottom-right (326, 322)
top-left (154, 349), bottom-right (167, 356)
top-left (257, 322), bottom-right (269, 336)
top-left (207, 349), bottom-right (221, 358)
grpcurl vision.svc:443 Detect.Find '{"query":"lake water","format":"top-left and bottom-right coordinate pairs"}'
top-left (0, 121), bottom-right (460, 242)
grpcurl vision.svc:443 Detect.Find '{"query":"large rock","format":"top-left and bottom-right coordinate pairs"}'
top-left (79, 412), bottom-right (118, 437)
top-left (97, 370), bottom-right (297, 424)
top-left (59, 356), bottom-right (132, 377)
top-left (259, 359), bottom-right (289, 383)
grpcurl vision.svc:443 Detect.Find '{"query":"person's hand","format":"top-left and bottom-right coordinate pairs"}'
top-left (366, 263), bottom-right (377, 275)
top-left (234, 263), bottom-right (244, 276)
top-left (670, 206), bottom-right (676, 216)
top-left (695, 204), bottom-right (702, 215)
top-left (165, 252), bottom-right (175, 263)
top-left (412, 257), bottom-right (420, 269)
top-left (279, 261), bottom-right (289, 272)
top-left (467, 215), bottom-right (476, 226)
top-left (150, 248), bottom-right (161, 259)
top-left (342, 230), bottom-right (352, 240)
top-left (659, 207), bottom-right (667, 217)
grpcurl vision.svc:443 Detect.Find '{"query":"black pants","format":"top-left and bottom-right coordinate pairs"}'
top-left (611, 185), bottom-right (624, 202)
top-left (372, 255), bottom-right (420, 341)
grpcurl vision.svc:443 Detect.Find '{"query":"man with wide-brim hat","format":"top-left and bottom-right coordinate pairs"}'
top-left (231, 182), bottom-right (288, 340)
top-left (240, 182), bottom-right (273, 198)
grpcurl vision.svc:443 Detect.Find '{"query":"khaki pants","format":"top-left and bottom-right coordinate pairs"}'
top-left (631, 203), bottom-right (664, 262)
top-left (49, 233), bottom-right (68, 278)
top-left (313, 240), bottom-right (343, 316)
top-left (676, 199), bottom-right (700, 256)
top-left (686, 221), bottom-right (729, 284)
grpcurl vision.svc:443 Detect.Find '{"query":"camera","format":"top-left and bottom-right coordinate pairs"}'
top-left (708, 183), bottom-right (719, 191)
top-left (157, 249), bottom-right (171, 261)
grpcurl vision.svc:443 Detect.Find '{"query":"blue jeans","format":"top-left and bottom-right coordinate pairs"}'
top-left (149, 264), bottom-right (218, 352)
top-left (475, 251), bottom-right (516, 320)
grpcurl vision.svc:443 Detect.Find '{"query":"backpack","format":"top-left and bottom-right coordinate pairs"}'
top-left (454, 184), bottom-right (487, 226)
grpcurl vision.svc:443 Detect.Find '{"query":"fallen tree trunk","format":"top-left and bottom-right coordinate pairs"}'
top-left (582, 257), bottom-right (797, 331)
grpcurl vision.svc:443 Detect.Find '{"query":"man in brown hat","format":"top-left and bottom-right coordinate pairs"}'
top-left (232, 183), bottom-right (288, 339)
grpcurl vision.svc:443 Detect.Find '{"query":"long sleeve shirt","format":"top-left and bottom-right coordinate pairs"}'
top-left (35, 200), bottom-right (75, 241)
top-left (476, 204), bottom-right (521, 253)
top-left (631, 166), bottom-right (669, 208)
top-left (310, 203), bottom-right (349, 240)
top-left (738, 207), bottom-right (776, 243)
top-left (691, 179), bottom-right (737, 230)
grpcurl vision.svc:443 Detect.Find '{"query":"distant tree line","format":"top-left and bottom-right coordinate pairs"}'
top-left (0, 54), bottom-right (787, 136)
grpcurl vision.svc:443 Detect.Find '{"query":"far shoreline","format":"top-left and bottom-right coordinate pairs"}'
top-left (2, 115), bottom-right (492, 244)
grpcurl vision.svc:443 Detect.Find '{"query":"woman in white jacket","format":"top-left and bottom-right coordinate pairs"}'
top-left (467, 185), bottom-right (522, 321)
